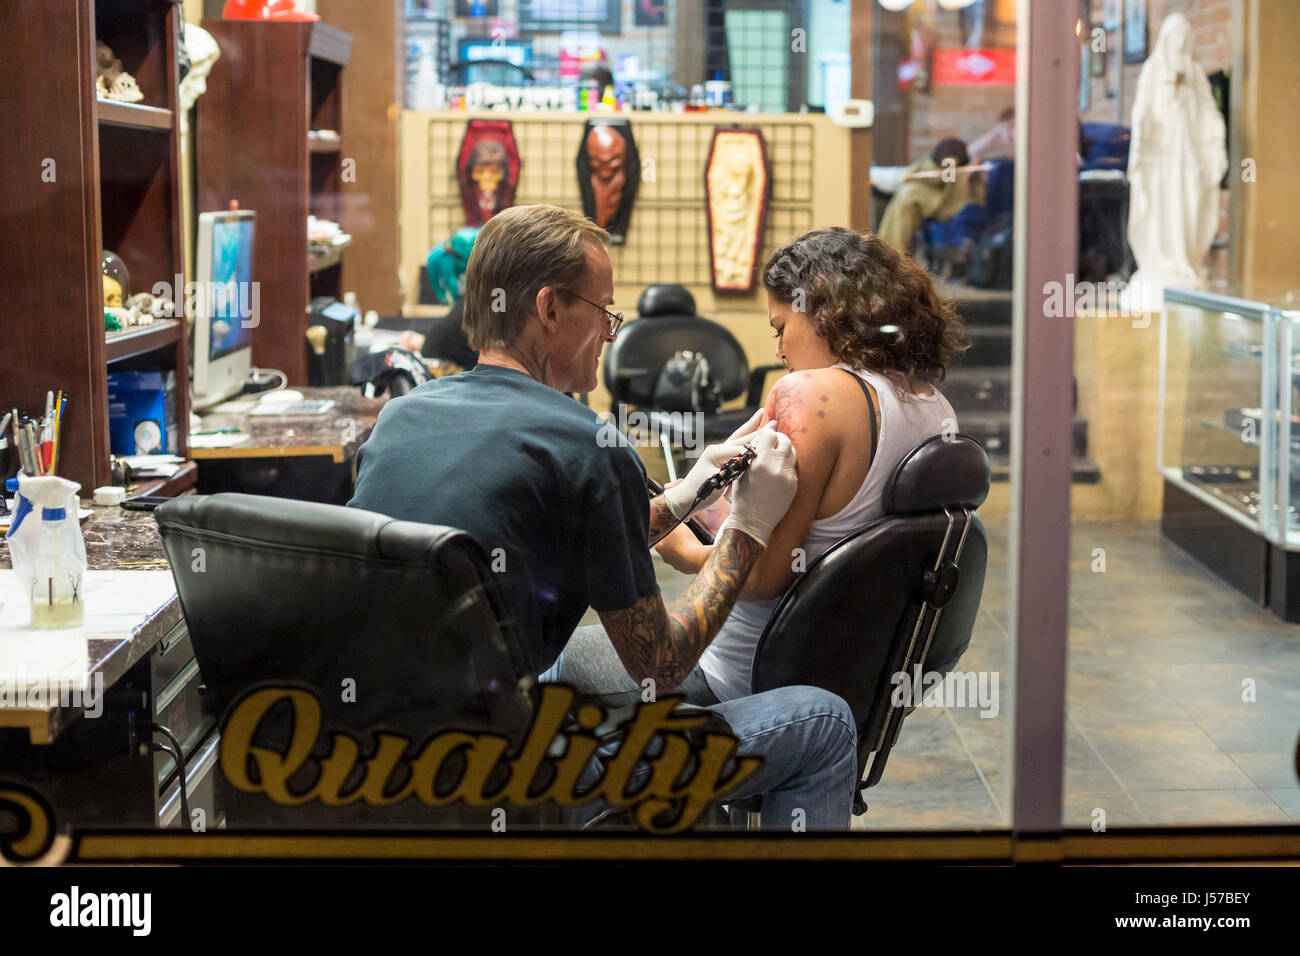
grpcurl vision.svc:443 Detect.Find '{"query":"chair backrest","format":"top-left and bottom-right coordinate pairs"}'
top-left (154, 493), bottom-right (536, 825)
top-left (637, 283), bottom-right (698, 320)
top-left (603, 313), bottom-right (750, 407)
top-left (750, 435), bottom-right (990, 790)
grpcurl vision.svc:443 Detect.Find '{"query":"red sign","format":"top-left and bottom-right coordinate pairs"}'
top-left (932, 48), bottom-right (1016, 85)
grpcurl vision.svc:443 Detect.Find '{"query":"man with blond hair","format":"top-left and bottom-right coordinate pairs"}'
top-left (351, 204), bottom-right (856, 829)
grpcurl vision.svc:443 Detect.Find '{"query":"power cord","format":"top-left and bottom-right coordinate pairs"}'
top-left (147, 722), bottom-right (190, 828)
top-left (248, 367), bottom-right (288, 392)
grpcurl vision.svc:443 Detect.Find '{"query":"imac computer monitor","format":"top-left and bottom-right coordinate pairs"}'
top-left (193, 209), bottom-right (256, 410)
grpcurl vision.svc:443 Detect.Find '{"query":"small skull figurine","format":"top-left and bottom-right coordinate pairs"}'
top-left (103, 275), bottom-right (123, 310)
top-left (107, 73), bottom-right (144, 103)
top-left (96, 42), bottom-right (122, 82)
top-left (95, 40), bottom-right (145, 103)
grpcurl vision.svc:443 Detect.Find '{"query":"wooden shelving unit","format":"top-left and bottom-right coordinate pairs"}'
top-left (0, 0), bottom-right (189, 494)
top-left (198, 19), bottom-right (352, 386)
top-left (105, 319), bottom-right (182, 363)
top-left (97, 98), bottom-right (173, 131)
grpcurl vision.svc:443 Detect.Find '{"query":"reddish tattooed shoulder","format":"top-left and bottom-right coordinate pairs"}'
top-left (765, 369), bottom-right (845, 436)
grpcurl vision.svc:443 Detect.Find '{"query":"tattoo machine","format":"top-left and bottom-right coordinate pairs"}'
top-left (690, 444), bottom-right (757, 510)
top-left (647, 444), bottom-right (757, 547)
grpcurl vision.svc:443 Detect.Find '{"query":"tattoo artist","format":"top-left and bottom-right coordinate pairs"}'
top-left (349, 204), bottom-right (857, 829)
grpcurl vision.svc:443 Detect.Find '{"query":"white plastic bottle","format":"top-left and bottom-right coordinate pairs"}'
top-left (414, 44), bottom-right (442, 111)
top-left (7, 475), bottom-right (87, 629)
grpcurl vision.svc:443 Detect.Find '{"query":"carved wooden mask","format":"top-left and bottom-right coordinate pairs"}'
top-left (576, 119), bottom-right (639, 245)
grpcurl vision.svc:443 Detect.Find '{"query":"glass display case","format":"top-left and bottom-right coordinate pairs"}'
top-left (1159, 288), bottom-right (1271, 535)
top-left (1270, 298), bottom-right (1300, 550)
top-left (1159, 286), bottom-right (1300, 618)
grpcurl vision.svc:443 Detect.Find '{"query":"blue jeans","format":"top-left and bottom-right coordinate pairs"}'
top-left (540, 643), bottom-right (858, 831)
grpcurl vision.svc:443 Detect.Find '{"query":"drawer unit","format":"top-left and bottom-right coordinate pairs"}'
top-left (148, 621), bottom-right (221, 829)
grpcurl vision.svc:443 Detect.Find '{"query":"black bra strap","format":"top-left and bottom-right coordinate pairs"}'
top-left (843, 368), bottom-right (879, 470)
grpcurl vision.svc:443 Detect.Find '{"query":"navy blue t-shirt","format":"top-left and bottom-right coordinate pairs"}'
top-left (348, 364), bottom-right (660, 675)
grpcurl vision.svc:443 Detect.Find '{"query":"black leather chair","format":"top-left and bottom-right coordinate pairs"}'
top-left (155, 493), bottom-right (538, 828)
top-left (737, 434), bottom-right (990, 824)
top-left (604, 284), bottom-right (784, 468)
top-left (155, 493), bottom-right (738, 831)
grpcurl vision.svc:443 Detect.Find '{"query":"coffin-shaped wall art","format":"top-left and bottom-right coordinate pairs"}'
top-left (457, 119), bottom-right (521, 227)
top-left (576, 118), bottom-right (640, 245)
top-left (704, 127), bottom-right (770, 293)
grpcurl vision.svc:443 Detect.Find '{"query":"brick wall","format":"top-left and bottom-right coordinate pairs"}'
top-left (1081, 0), bottom-right (1232, 126)
top-left (905, 3), bottom-right (1016, 163)
top-left (899, 0), bottom-right (1234, 278)
top-left (904, 0), bottom-right (1232, 161)
top-left (1080, 0), bottom-right (1234, 277)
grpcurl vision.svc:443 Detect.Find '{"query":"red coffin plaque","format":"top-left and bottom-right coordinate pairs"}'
top-left (457, 119), bottom-right (522, 228)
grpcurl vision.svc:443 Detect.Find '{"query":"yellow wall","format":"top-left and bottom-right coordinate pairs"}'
top-left (399, 109), bottom-right (854, 414)
top-left (1069, 309), bottom-right (1166, 522)
top-left (1237, 0), bottom-right (1300, 291)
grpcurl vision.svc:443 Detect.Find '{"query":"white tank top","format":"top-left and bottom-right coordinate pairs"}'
top-left (697, 364), bottom-right (958, 702)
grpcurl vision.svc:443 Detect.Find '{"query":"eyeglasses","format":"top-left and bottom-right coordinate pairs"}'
top-left (562, 289), bottom-right (624, 337)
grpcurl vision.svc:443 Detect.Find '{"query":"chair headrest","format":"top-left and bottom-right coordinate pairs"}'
top-left (637, 284), bottom-right (696, 318)
top-left (882, 434), bottom-right (990, 515)
top-left (603, 314), bottom-right (749, 405)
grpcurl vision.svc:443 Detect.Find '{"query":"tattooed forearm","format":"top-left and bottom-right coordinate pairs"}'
top-left (601, 528), bottom-right (763, 691)
top-left (648, 495), bottom-right (678, 545)
top-left (662, 527), bottom-right (762, 683)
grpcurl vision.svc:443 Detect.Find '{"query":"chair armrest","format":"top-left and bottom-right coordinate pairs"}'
top-left (746, 364), bottom-right (786, 408)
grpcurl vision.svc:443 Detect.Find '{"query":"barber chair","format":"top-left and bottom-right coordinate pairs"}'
top-left (604, 284), bottom-right (784, 475)
top-left (728, 434), bottom-right (990, 827)
top-left (155, 494), bottom-right (735, 831)
top-left (155, 493), bottom-right (536, 828)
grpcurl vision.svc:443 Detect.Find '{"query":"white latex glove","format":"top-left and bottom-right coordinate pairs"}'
top-left (661, 409), bottom-right (768, 520)
top-left (662, 440), bottom-right (749, 520)
top-left (720, 423), bottom-right (798, 548)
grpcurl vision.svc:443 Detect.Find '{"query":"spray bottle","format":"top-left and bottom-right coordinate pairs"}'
top-left (5, 475), bottom-right (86, 629)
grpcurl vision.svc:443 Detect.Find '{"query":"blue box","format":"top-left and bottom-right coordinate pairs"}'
top-left (107, 371), bottom-right (177, 456)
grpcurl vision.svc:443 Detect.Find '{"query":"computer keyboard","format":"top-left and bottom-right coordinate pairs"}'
top-left (248, 399), bottom-right (336, 417)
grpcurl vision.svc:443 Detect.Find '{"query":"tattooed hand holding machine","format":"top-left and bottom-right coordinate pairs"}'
top-left (646, 445), bottom-right (755, 545)
top-left (647, 417), bottom-right (793, 548)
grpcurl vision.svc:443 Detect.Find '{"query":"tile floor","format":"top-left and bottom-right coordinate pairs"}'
top-left (630, 518), bottom-right (1300, 829)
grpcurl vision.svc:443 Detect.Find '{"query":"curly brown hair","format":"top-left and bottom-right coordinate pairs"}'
top-left (762, 227), bottom-right (968, 389)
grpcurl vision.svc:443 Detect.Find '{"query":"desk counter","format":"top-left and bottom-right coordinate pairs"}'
top-left (1, 507), bottom-right (180, 744)
top-left (191, 385), bottom-right (386, 464)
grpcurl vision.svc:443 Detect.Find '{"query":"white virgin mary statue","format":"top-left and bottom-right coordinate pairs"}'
top-left (1123, 12), bottom-right (1227, 312)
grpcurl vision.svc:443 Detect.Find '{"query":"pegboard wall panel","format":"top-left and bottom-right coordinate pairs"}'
top-left (423, 113), bottom-right (820, 289)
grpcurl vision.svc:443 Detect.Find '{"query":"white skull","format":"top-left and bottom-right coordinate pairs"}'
top-left (108, 72), bottom-right (144, 103)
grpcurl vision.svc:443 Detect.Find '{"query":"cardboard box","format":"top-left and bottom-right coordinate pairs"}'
top-left (107, 371), bottom-right (177, 456)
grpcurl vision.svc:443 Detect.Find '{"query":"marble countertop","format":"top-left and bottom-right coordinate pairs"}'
top-left (0, 506), bottom-right (168, 572)
top-left (191, 385), bottom-right (386, 462)
top-left (1, 507), bottom-right (180, 744)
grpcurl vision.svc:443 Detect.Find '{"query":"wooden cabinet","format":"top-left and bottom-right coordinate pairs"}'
top-left (0, 0), bottom-right (190, 494)
top-left (197, 19), bottom-right (352, 386)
